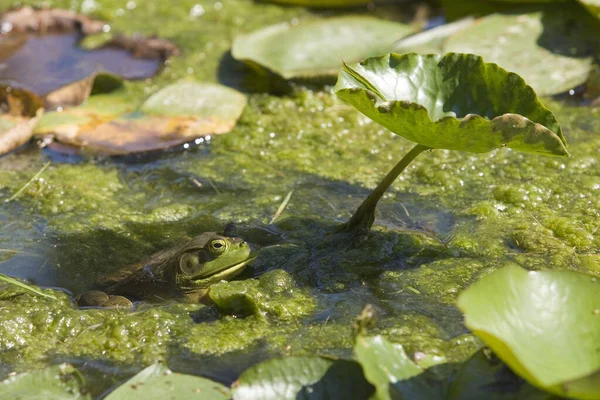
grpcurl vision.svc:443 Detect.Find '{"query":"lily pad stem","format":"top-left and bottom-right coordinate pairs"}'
top-left (341, 143), bottom-right (430, 233)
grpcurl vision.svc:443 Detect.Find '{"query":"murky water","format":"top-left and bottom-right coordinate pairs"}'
top-left (0, 33), bottom-right (159, 94)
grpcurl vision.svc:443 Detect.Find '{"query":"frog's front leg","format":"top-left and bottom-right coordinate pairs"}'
top-left (77, 290), bottom-right (133, 308)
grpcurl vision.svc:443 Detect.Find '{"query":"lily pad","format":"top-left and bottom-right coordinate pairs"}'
top-left (354, 335), bottom-right (442, 400)
top-left (447, 350), bottom-right (553, 400)
top-left (579, 0), bottom-right (600, 19)
top-left (0, 363), bottom-right (89, 400)
top-left (34, 81), bottom-right (247, 155)
top-left (104, 363), bottom-right (230, 400)
top-left (457, 264), bottom-right (600, 398)
top-left (232, 16), bottom-right (414, 80)
top-left (0, 85), bottom-right (43, 154)
top-left (1, 6), bottom-right (104, 35)
top-left (392, 18), bottom-right (475, 54)
top-left (232, 356), bottom-right (374, 400)
top-left (43, 72), bottom-right (123, 109)
top-left (334, 53), bottom-right (568, 156)
top-left (444, 3), bottom-right (600, 96)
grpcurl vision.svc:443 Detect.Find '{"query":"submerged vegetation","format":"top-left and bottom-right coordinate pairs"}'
top-left (0, 0), bottom-right (600, 398)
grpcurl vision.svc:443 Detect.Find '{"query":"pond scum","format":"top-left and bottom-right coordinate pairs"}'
top-left (0, 0), bottom-right (599, 398)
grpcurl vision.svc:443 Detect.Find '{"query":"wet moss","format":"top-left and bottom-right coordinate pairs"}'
top-left (1, 0), bottom-right (600, 394)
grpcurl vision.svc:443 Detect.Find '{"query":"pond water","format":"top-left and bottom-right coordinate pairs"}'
top-left (0, 0), bottom-right (599, 396)
top-left (0, 33), bottom-right (160, 94)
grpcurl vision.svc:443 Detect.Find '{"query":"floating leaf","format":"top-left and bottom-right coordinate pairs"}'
top-left (141, 81), bottom-right (246, 124)
top-left (232, 356), bottom-right (374, 400)
top-left (35, 81), bottom-right (246, 155)
top-left (457, 265), bottom-right (600, 399)
top-left (354, 335), bottom-right (443, 400)
top-left (334, 53), bottom-right (568, 156)
top-left (1, 6), bottom-right (104, 35)
top-left (392, 18), bottom-right (475, 54)
top-left (0, 363), bottom-right (89, 400)
top-left (447, 350), bottom-right (553, 400)
top-left (579, 0), bottom-right (600, 20)
top-left (43, 72), bottom-right (123, 109)
top-left (0, 85), bottom-right (43, 155)
top-left (232, 17), bottom-right (414, 80)
top-left (103, 34), bottom-right (181, 60)
top-left (444, 3), bottom-right (600, 96)
top-left (104, 363), bottom-right (229, 400)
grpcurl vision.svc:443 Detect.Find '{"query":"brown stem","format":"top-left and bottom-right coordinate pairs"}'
top-left (340, 143), bottom-right (430, 233)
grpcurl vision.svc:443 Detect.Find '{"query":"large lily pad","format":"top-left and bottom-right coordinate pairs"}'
top-left (392, 17), bottom-right (475, 55)
top-left (457, 264), bottom-right (600, 398)
top-left (334, 53), bottom-right (568, 156)
top-left (444, 3), bottom-right (600, 96)
top-left (232, 356), bottom-right (374, 400)
top-left (104, 363), bottom-right (230, 400)
top-left (34, 81), bottom-right (247, 155)
top-left (232, 16), bottom-right (414, 80)
top-left (0, 364), bottom-right (89, 400)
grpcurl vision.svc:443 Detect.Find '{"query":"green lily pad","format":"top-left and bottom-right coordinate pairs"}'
top-left (34, 81), bottom-right (247, 155)
top-left (334, 53), bottom-right (568, 156)
top-left (579, 0), bottom-right (600, 19)
top-left (0, 364), bottom-right (89, 400)
top-left (392, 18), bottom-right (475, 55)
top-left (354, 335), bottom-right (443, 400)
top-left (141, 81), bottom-right (246, 123)
top-left (439, 0), bottom-right (559, 21)
top-left (444, 3), bottom-right (600, 96)
top-left (232, 16), bottom-right (414, 80)
top-left (104, 363), bottom-right (230, 400)
top-left (260, 0), bottom-right (369, 7)
top-left (457, 264), bottom-right (600, 398)
top-left (447, 350), bottom-right (553, 400)
top-left (232, 356), bottom-right (374, 400)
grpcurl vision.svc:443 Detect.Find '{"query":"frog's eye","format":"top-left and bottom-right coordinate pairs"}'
top-left (209, 239), bottom-right (228, 254)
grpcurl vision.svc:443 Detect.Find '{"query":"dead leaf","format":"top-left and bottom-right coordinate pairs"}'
top-left (103, 34), bottom-right (180, 60)
top-left (0, 86), bottom-right (43, 117)
top-left (1, 6), bottom-right (105, 35)
top-left (43, 72), bottom-right (123, 109)
top-left (52, 115), bottom-right (232, 155)
top-left (0, 109), bottom-right (43, 155)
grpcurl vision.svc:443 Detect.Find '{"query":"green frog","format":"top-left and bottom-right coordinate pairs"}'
top-left (77, 228), bottom-right (259, 308)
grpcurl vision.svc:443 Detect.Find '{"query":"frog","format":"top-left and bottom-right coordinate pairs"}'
top-left (77, 227), bottom-right (259, 308)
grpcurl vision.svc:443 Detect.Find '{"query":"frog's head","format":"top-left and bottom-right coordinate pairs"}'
top-left (172, 232), bottom-right (259, 287)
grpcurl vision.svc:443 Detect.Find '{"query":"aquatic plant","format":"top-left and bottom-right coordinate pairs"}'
top-left (333, 52), bottom-right (568, 233)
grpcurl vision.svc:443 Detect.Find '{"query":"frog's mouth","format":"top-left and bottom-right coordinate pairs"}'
top-left (192, 243), bottom-right (260, 283)
top-left (201, 255), bottom-right (258, 282)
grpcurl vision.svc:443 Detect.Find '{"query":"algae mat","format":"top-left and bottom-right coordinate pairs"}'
top-left (1, 0), bottom-right (600, 396)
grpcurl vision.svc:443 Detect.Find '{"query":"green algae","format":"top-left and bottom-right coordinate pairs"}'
top-left (0, 0), bottom-right (600, 396)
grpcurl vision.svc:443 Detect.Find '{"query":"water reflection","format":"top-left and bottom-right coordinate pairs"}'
top-left (0, 33), bottom-right (160, 95)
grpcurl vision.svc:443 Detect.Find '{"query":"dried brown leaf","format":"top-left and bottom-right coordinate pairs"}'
top-left (1, 6), bottom-right (104, 35)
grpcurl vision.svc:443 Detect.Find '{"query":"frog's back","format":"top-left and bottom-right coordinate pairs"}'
top-left (96, 237), bottom-right (192, 287)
